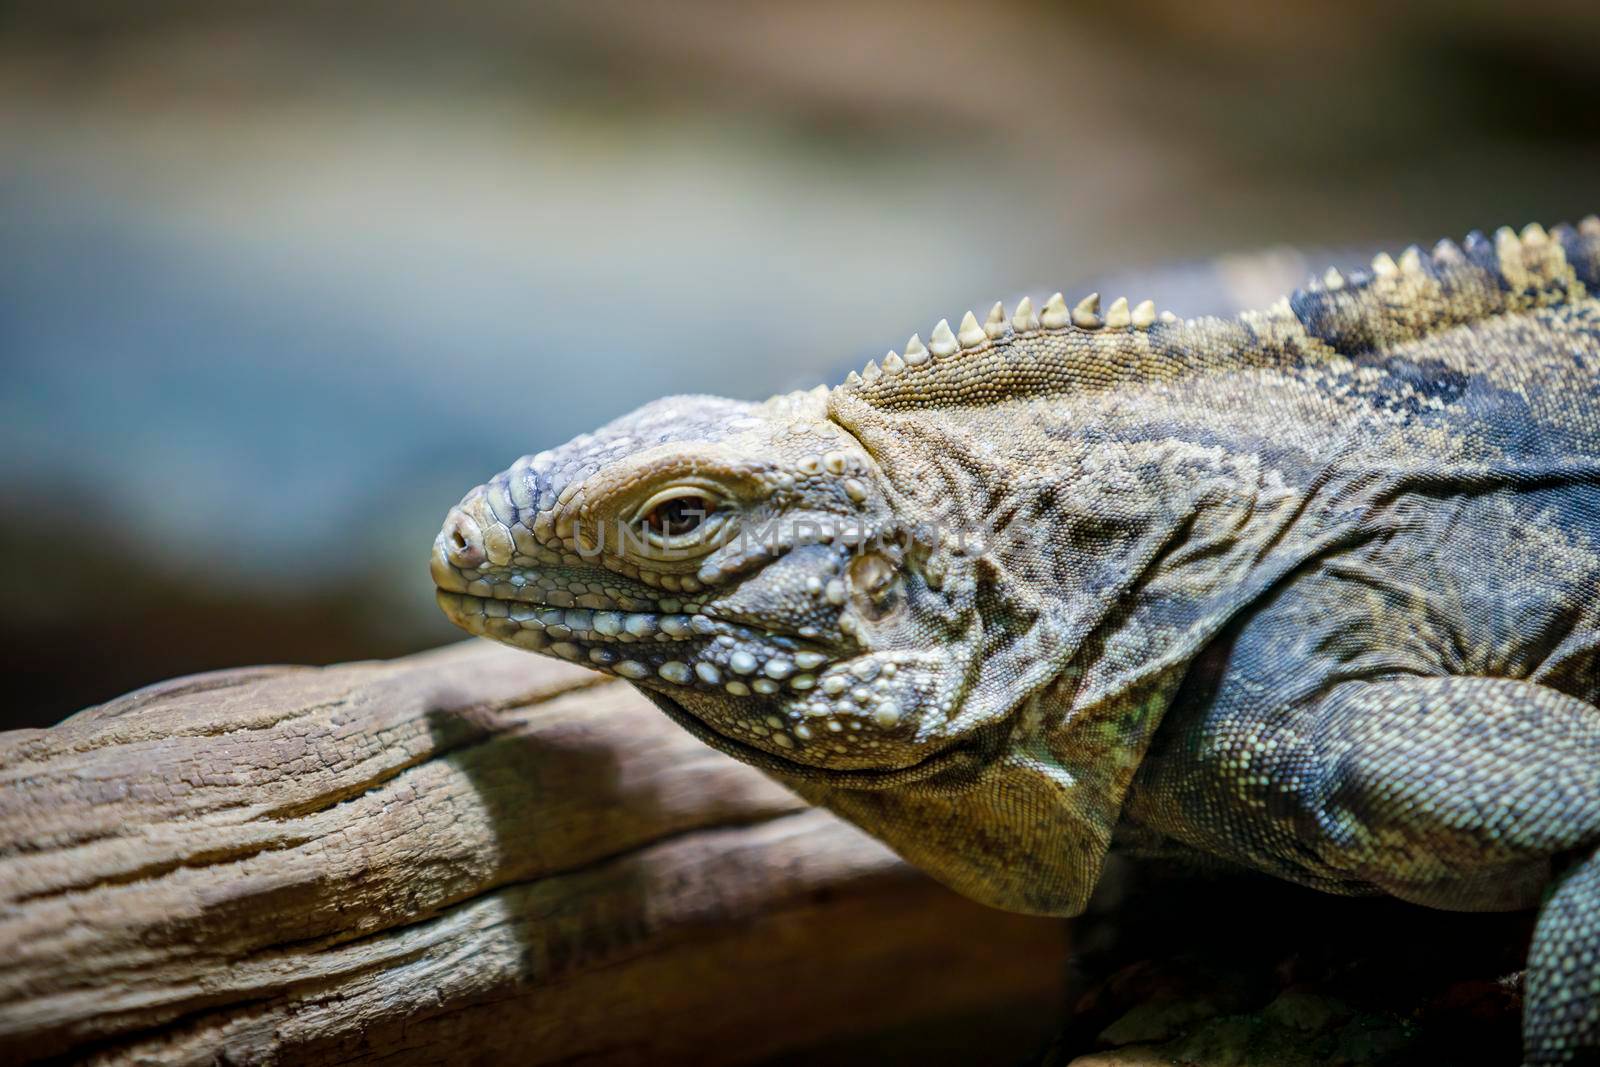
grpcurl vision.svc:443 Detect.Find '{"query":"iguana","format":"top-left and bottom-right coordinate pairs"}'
top-left (433, 220), bottom-right (1600, 1064)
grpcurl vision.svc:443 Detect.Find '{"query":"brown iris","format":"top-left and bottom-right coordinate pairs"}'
top-left (641, 494), bottom-right (713, 537)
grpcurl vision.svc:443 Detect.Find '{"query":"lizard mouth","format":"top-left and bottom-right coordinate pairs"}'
top-left (437, 588), bottom-right (835, 689)
top-left (438, 588), bottom-right (716, 655)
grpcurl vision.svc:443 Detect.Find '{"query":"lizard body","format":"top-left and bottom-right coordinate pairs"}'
top-left (434, 220), bottom-right (1600, 1063)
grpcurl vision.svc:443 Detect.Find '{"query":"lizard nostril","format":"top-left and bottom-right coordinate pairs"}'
top-left (442, 510), bottom-right (487, 569)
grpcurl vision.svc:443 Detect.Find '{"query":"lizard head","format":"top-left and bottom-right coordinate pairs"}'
top-left (432, 386), bottom-right (998, 783)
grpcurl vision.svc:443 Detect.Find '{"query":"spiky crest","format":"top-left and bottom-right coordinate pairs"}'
top-left (832, 219), bottom-right (1600, 412)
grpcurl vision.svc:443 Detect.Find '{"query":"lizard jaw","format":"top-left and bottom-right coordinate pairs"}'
top-left (637, 685), bottom-right (992, 786)
top-left (435, 588), bottom-right (825, 688)
top-left (439, 583), bottom-right (956, 772)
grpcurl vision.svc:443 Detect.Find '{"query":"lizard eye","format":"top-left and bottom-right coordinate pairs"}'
top-left (629, 486), bottom-right (733, 558)
top-left (641, 493), bottom-right (713, 537)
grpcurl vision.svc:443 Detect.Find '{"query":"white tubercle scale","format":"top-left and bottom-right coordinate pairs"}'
top-left (1012, 296), bottom-right (1039, 332)
top-left (983, 301), bottom-right (1007, 339)
top-left (1071, 293), bottom-right (1102, 329)
top-left (1104, 296), bottom-right (1131, 329)
top-left (956, 311), bottom-right (986, 348)
top-left (1040, 292), bottom-right (1070, 329)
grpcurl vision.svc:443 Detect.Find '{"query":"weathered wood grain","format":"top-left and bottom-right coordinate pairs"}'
top-left (0, 641), bottom-right (1069, 1065)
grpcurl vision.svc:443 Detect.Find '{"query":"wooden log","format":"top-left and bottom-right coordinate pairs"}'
top-left (0, 641), bottom-right (1069, 1065)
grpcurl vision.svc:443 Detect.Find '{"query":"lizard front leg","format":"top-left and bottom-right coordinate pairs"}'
top-left (1292, 677), bottom-right (1600, 1064)
top-left (1527, 846), bottom-right (1600, 1066)
top-left (1299, 678), bottom-right (1600, 907)
top-left (1137, 674), bottom-right (1600, 1062)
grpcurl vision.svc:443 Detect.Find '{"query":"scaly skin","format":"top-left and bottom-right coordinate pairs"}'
top-left (434, 219), bottom-right (1600, 1064)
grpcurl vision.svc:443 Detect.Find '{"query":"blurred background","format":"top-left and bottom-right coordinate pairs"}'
top-left (3, 1), bottom-right (1598, 728)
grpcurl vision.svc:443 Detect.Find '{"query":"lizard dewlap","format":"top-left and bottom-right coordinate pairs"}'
top-left (434, 220), bottom-right (1600, 1064)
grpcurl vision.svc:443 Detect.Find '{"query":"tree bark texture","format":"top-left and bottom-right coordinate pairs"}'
top-left (0, 641), bottom-right (1070, 1065)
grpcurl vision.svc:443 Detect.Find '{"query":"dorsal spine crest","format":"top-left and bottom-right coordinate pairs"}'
top-left (836, 218), bottom-right (1600, 404)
